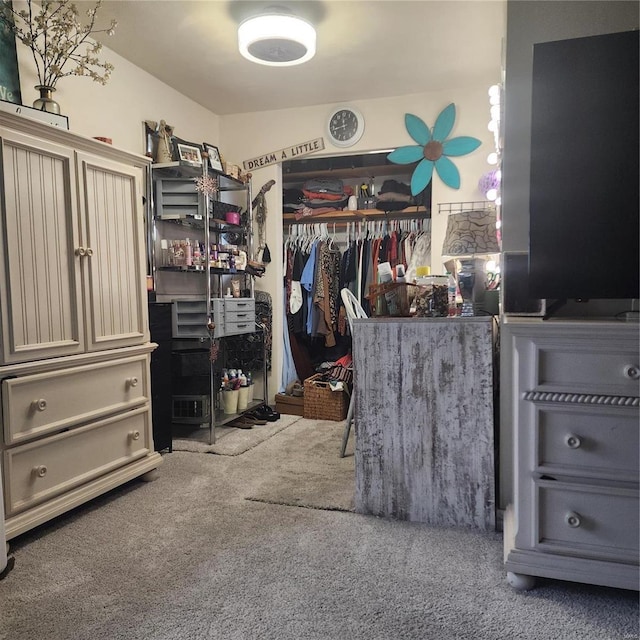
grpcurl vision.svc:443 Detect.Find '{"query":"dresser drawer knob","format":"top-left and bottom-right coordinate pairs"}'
top-left (33, 465), bottom-right (48, 478)
top-left (130, 430), bottom-right (140, 441)
top-left (32, 398), bottom-right (47, 412)
top-left (623, 365), bottom-right (639, 380)
top-left (564, 434), bottom-right (582, 449)
top-left (565, 511), bottom-right (582, 528)
top-left (127, 377), bottom-right (139, 388)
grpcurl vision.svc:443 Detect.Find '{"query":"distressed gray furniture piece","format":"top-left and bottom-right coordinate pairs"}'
top-left (353, 316), bottom-right (496, 530)
top-left (502, 318), bottom-right (639, 591)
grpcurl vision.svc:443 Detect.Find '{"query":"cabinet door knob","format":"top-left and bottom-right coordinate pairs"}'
top-left (32, 398), bottom-right (47, 411)
top-left (623, 365), bottom-right (639, 380)
top-left (127, 376), bottom-right (139, 388)
top-left (565, 511), bottom-right (582, 528)
top-left (75, 247), bottom-right (86, 257)
top-left (564, 434), bottom-right (582, 449)
top-left (129, 430), bottom-right (140, 441)
top-left (33, 464), bottom-right (48, 478)
top-left (86, 247), bottom-right (94, 257)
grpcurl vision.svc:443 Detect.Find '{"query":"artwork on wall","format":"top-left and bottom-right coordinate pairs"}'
top-left (387, 103), bottom-right (481, 193)
top-left (0, 0), bottom-right (22, 105)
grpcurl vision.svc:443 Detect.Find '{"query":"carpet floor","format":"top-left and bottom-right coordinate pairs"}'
top-left (1, 416), bottom-right (637, 640)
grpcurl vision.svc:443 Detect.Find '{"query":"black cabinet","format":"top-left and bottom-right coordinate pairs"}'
top-left (148, 302), bottom-right (173, 452)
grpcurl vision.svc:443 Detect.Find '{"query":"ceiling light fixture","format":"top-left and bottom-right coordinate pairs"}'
top-left (238, 7), bottom-right (316, 66)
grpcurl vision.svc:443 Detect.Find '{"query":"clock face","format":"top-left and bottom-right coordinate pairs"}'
top-left (327, 107), bottom-right (364, 147)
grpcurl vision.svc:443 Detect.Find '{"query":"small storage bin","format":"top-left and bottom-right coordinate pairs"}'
top-left (303, 374), bottom-right (349, 421)
top-left (275, 393), bottom-right (304, 416)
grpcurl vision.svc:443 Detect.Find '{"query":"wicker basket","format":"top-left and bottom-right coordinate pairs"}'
top-left (366, 282), bottom-right (418, 317)
top-left (303, 374), bottom-right (349, 421)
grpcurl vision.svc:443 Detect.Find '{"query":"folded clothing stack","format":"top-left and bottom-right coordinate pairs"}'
top-left (376, 179), bottom-right (415, 212)
top-left (293, 178), bottom-right (352, 220)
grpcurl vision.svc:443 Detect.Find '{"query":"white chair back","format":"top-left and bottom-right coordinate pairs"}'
top-left (341, 288), bottom-right (368, 334)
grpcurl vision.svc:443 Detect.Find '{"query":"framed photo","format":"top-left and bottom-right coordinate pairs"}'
top-left (0, 1), bottom-right (23, 105)
top-left (172, 137), bottom-right (202, 164)
top-left (204, 143), bottom-right (223, 172)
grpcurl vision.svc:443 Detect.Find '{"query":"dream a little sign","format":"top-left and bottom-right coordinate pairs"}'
top-left (243, 137), bottom-right (325, 171)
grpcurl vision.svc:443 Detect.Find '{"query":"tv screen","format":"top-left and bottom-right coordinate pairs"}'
top-left (528, 30), bottom-right (639, 301)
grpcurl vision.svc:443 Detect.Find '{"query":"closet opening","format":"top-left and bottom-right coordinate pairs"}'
top-left (280, 150), bottom-right (433, 410)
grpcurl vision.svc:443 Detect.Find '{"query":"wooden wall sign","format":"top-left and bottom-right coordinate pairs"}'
top-left (243, 137), bottom-right (325, 171)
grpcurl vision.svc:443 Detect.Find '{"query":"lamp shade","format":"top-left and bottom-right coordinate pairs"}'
top-left (442, 208), bottom-right (500, 257)
top-left (238, 12), bottom-right (316, 66)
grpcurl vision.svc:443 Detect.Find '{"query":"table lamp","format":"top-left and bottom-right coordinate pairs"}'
top-left (441, 208), bottom-right (500, 316)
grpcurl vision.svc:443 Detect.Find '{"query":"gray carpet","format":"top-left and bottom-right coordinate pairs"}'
top-left (245, 418), bottom-right (355, 511)
top-left (1, 417), bottom-right (637, 640)
top-left (173, 413), bottom-right (302, 456)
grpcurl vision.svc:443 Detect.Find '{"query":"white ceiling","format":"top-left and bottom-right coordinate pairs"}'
top-left (98, 0), bottom-right (506, 115)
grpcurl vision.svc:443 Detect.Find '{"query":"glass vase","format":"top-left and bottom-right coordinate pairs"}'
top-left (33, 85), bottom-right (60, 115)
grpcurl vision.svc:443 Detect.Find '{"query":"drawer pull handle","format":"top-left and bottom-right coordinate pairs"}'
top-left (127, 377), bottom-right (139, 388)
top-left (623, 365), bottom-right (639, 380)
top-left (565, 512), bottom-right (582, 528)
top-left (564, 434), bottom-right (582, 449)
top-left (32, 399), bottom-right (47, 412)
top-left (130, 430), bottom-right (141, 441)
top-left (34, 465), bottom-right (48, 478)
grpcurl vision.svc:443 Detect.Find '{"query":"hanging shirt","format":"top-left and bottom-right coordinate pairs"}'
top-left (300, 241), bottom-right (318, 335)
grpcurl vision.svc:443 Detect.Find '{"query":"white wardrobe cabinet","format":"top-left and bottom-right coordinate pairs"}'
top-left (0, 111), bottom-right (161, 542)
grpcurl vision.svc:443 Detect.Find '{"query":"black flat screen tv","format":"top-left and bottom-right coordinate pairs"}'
top-left (528, 29), bottom-right (639, 302)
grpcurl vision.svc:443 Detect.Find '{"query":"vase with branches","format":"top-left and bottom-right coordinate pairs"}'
top-left (0, 0), bottom-right (117, 113)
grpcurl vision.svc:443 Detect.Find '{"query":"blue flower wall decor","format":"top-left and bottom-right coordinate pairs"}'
top-left (387, 103), bottom-right (481, 194)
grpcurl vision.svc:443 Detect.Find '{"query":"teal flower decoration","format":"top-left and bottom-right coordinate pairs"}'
top-left (388, 104), bottom-right (481, 194)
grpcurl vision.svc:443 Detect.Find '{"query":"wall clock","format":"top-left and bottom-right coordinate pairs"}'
top-left (327, 106), bottom-right (365, 147)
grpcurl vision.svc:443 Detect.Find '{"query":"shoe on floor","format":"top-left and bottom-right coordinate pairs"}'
top-left (253, 405), bottom-right (280, 422)
top-left (228, 418), bottom-right (253, 429)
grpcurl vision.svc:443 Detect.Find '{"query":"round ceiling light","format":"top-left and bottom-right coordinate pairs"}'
top-left (238, 10), bottom-right (316, 66)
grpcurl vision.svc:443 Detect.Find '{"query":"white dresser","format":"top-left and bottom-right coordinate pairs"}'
top-left (502, 318), bottom-right (639, 590)
top-left (0, 111), bottom-right (162, 543)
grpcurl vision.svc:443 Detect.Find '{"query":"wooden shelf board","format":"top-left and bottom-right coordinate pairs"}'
top-left (282, 206), bottom-right (429, 223)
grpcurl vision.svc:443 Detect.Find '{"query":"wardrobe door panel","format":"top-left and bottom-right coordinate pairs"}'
top-left (77, 152), bottom-right (149, 351)
top-left (0, 131), bottom-right (84, 364)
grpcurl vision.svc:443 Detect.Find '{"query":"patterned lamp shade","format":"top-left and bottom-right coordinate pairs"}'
top-left (441, 208), bottom-right (500, 257)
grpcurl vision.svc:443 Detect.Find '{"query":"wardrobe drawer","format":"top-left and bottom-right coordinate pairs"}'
top-left (3, 406), bottom-right (150, 516)
top-left (2, 356), bottom-right (148, 445)
top-left (536, 481), bottom-right (639, 563)
top-left (537, 405), bottom-right (639, 482)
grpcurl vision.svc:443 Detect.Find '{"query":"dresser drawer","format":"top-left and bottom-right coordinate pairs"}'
top-left (537, 405), bottom-right (639, 482)
top-left (3, 406), bottom-right (150, 516)
top-left (536, 481), bottom-right (639, 563)
top-left (2, 356), bottom-right (149, 445)
top-left (535, 341), bottom-right (639, 396)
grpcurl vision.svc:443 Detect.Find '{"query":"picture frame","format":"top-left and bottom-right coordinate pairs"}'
top-left (172, 137), bottom-right (202, 164)
top-left (204, 143), bottom-right (223, 172)
top-left (0, 0), bottom-right (23, 105)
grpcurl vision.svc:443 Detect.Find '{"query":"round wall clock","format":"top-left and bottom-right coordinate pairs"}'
top-left (327, 106), bottom-right (365, 147)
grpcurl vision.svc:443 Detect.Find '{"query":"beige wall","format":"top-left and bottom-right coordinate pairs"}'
top-left (15, 45), bottom-right (220, 153)
top-left (222, 87), bottom-right (498, 396)
top-left (12, 38), bottom-right (500, 401)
